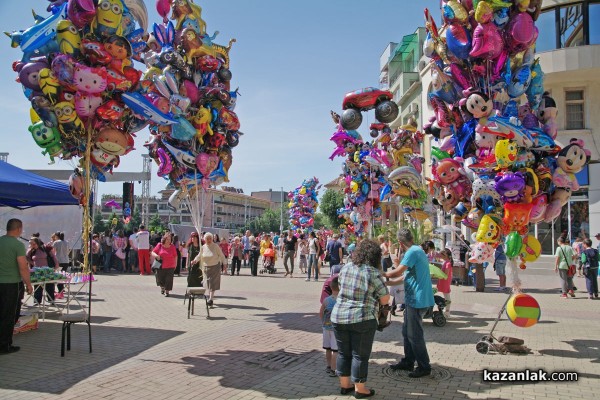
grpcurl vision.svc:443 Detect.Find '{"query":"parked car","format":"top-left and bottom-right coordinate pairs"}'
top-left (341, 87), bottom-right (399, 130)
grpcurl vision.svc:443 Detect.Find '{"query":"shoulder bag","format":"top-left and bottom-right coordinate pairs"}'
top-left (559, 246), bottom-right (576, 277)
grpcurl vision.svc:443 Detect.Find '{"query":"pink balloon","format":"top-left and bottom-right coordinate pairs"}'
top-left (470, 23), bottom-right (503, 60)
top-left (156, 0), bottom-right (171, 21)
top-left (195, 152), bottom-right (219, 177)
top-left (449, 64), bottom-right (471, 90)
top-left (68, 0), bottom-right (96, 30)
top-left (505, 13), bottom-right (538, 54)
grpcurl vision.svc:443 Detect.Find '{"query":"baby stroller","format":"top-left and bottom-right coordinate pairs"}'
top-left (423, 295), bottom-right (447, 327)
top-left (260, 248), bottom-right (276, 274)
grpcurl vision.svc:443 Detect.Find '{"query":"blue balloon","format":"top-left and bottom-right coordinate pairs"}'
top-left (446, 23), bottom-right (472, 60)
top-left (171, 116), bottom-right (197, 141)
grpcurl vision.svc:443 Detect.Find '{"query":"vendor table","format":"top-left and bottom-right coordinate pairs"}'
top-left (24, 279), bottom-right (89, 320)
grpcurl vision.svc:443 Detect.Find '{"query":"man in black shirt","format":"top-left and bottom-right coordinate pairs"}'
top-left (282, 231), bottom-right (298, 277)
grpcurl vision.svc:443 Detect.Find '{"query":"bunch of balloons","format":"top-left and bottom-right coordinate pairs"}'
top-left (421, 1), bottom-right (590, 279)
top-left (287, 177), bottom-right (320, 232)
top-left (9, 0), bottom-right (241, 209)
top-left (9, 0), bottom-right (150, 197)
top-left (145, 0), bottom-right (241, 210)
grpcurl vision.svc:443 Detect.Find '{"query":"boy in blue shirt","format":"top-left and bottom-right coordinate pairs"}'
top-left (320, 276), bottom-right (339, 377)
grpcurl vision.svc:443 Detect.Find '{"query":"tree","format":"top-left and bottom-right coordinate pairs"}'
top-left (93, 212), bottom-right (106, 234)
top-left (126, 207), bottom-right (142, 232)
top-left (108, 212), bottom-right (124, 232)
top-left (313, 212), bottom-right (328, 229)
top-left (149, 214), bottom-right (166, 233)
top-left (320, 188), bottom-right (344, 228)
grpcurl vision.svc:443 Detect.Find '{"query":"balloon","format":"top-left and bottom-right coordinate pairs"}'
top-left (506, 294), bottom-right (540, 328)
top-left (503, 202), bottom-right (532, 235)
top-left (470, 22), bottom-right (503, 60)
top-left (468, 242), bottom-right (495, 264)
top-left (520, 235), bottom-right (541, 262)
top-left (476, 215), bottom-right (502, 243)
top-left (505, 231), bottom-right (523, 258)
top-left (68, 0), bottom-right (97, 29)
top-left (529, 194), bottom-right (548, 223)
top-left (446, 23), bottom-right (472, 60)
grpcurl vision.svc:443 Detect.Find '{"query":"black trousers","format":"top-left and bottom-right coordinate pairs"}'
top-left (249, 249), bottom-right (259, 276)
top-left (0, 282), bottom-right (20, 350)
top-left (231, 256), bottom-right (241, 275)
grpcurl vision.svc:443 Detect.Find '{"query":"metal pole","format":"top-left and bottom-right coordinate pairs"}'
top-left (280, 186), bottom-right (284, 233)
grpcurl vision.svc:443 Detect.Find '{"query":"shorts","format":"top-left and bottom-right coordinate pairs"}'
top-left (243, 249), bottom-right (250, 256)
top-left (495, 259), bottom-right (506, 276)
top-left (322, 328), bottom-right (338, 351)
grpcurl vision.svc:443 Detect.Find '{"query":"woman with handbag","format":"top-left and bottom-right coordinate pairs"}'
top-left (151, 233), bottom-right (178, 297)
top-left (191, 232), bottom-right (227, 306)
top-left (331, 239), bottom-right (390, 398)
top-left (555, 236), bottom-right (576, 298)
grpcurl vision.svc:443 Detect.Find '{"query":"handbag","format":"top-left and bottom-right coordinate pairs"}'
top-left (559, 246), bottom-right (576, 277)
top-left (376, 304), bottom-right (392, 331)
top-left (151, 258), bottom-right (162, 271)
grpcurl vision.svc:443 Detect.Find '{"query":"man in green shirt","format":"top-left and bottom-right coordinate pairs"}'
top-left (0, 219), bottom-right (33, 354)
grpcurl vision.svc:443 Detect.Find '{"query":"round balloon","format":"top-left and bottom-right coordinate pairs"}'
top-left (520, 235), bottom-right (541, 262)
top-left (506, 294), bottom-right (540, 328)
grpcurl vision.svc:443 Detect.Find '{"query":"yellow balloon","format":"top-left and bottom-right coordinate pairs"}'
top-left (520, 235), bottom-right (541, 262)
top-left (476, 215), bottom-right (501, 243)
top-left (299, 187), bottom-right (306, 195)
top-left (350, 181), bottom-right (358, 193)
top-left (30, 108), bottom-right (41, 124)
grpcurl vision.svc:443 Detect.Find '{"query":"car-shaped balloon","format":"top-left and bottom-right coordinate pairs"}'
top-left (341, 87), bottom-right (399, 130)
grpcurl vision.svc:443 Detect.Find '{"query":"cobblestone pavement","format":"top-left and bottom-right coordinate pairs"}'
top-left (0, 255), bottom-right (598, 400)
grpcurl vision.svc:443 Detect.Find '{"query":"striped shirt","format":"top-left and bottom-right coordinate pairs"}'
top-left (331, 263), bottom-right (389, 325)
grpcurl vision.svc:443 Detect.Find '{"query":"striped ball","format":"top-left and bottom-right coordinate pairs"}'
top-left (506, 294), bottom-right (540, 328)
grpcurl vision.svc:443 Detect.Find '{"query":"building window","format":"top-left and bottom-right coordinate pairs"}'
top-left (565, 90), bottom-right (585, 130)
top-left (559, 3), bottom-right (584, 48)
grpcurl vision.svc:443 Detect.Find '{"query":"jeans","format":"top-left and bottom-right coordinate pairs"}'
top-left (401, 305), bottom-right (431, 371)
top-left (103, 251), bottom-right (112, 272)
top-left (0, 282), bottom-right (20, 350)
top-left (585, 268), bottom-right (598, 295)
top-left (558, 269), bottom-right (574, 293)
top-left (333, 319), bottom-right (377, 383)
top-left (283, 250), bottom-right (295, 273)
top-left (231, 256), bottom-right (241, 275)
top-left (307, 254), bottom-right (318, 280)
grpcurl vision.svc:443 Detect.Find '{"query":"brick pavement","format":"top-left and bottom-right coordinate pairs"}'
top-left (0, 255), bottom-right (598, 400)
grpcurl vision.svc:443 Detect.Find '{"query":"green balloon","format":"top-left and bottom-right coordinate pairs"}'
top-left (431, 146), bottom-right (451, 162)
top-left (505, 232), bottom-right (523, 258)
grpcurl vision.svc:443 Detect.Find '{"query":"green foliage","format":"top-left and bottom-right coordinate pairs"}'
top-left (149, 214), bottom-right (166, 233)
top-left (93, 212), bottom-right (106, 234)
top-left (244, 208), bottom-right (283, 234)
top-left (108, 212), bottom-right (124, 232)
top-left (373, 221), bottom-right (400, 245)
top-left (406, 220), bottom-right (432, 245)
top-left (320, 188), bottom-right (344, 228)
top-left (313, 212), bottom-right (328, 229)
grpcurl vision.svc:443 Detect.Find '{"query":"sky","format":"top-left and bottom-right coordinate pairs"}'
top-left (0, 0), bottom-right (440, 200)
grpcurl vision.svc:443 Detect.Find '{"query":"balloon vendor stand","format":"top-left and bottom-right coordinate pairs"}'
top-left (475, 293), bottom-right (531, 355)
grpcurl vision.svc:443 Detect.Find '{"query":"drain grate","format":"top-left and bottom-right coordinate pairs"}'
top-left (246, 349), bottom-right (305, 370)
top-left (382, 366), bottom-right (452, 383)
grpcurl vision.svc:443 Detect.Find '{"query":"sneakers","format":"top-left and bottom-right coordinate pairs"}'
top-left (408, 367), bottom-right (431, 378)
top-left (390, 361), bottom-right (414, 371)
top-left (313, 278), bottom-right (318, 282)
top-left (326, 367), bottom-right (336, 377)
top-left (568, 290), bottom-right (576, 298)
top-left (560, 293), bottom-right (568, 298)
top-left (305, 278), bottom-right (310, 281)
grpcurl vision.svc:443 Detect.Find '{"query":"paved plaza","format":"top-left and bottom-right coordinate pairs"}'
top-left (0, 256), bottom-right (598, 400)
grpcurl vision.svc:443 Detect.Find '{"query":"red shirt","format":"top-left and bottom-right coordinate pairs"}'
top-left (153, 243), bottom-right (178, 269)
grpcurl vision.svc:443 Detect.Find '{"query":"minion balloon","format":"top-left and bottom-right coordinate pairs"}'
top-left (56, 19), bottom-right (81, 58)
top-left (91, 0), bottom-right (124, 39)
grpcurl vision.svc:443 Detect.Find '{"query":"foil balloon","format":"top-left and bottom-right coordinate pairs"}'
top-left (505, 231), bottom-right (523, 258)
top-left (476, 214), bottom-right (502, 243)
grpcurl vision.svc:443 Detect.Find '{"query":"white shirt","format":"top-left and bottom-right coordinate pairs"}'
top-left (129, 233), bottom-right (138, 250)
top-left (309, 238), bottom-right (318, 255)
top-left (137, 230), bottom-right (150, 250)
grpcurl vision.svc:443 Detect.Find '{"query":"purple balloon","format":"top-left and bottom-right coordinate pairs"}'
top-left (505, 12), bottom-right (538, 54)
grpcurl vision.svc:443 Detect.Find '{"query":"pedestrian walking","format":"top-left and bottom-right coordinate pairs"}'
top-left (137, 225), bottom-right (151, 275)
top-left (581, 239), bottom-right (598, 299)
top-left (151, 234), bottom-right (178, 297)
top-left (555, 236), bottom-right (576, 298)
top-left (320, 276), bottom-right (339, 378)
top-left (282, 231), bottom-right (298, 277)
top-left (191, 232), bottom-right (227, 305)
top-left (307, 232), bottom-right (320, 281)
top-left (229, 236), bottom-right (243, 276)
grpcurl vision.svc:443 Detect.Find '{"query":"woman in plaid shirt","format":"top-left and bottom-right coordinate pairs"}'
top-left (330, 239), bottom-right (390, 398)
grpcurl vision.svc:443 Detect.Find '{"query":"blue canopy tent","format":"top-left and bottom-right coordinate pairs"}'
top-left (0, 161), bottom-right (79, 209)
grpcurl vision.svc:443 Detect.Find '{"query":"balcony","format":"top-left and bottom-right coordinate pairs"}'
top-left (537, 44), bottom-right (600, 83)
